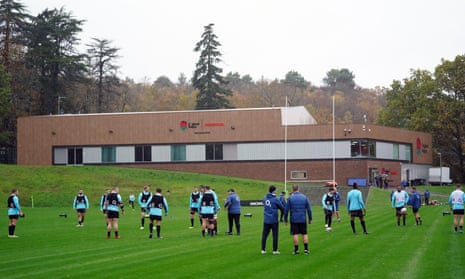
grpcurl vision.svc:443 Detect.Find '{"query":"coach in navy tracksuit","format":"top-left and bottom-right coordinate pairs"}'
top-left (261, 185), bottom-right (285, 254)
top-left (284, 185), bottom-right (313, 255)
top-left (224, 189), bottom-right (241, 235)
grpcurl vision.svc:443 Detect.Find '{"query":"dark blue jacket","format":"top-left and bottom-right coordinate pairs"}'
top-left (284, 192), bottom-right (312, 223)
top-left (224, 192), bottom-right (241, 214)
top-left (408, 191), bottom-right (422, 209)
top-left (263, 193), bottom-right (285, 224)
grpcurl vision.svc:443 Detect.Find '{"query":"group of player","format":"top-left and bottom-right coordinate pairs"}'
top-left (189, 185), bottom-right (222, 237)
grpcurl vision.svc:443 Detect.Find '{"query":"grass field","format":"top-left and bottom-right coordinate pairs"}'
top-left (0, 165), bottom-right (464, 279)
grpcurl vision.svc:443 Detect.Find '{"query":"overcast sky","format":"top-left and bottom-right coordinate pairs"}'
top-left (21, 0), bottom-right (465, 88)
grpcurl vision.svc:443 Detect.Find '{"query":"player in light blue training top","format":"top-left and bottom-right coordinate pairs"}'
top-left (7, 189), bottom-right (24, 238)
top-left (73, 189), bottom-right (89, 227)
top-left (138, 185), bottom-right (152, 230)
top-left (198, 186), bottom-right (219, 237)
top-left (449, 184), bottom-right (464, 233)
top-left (347, 182), bottom-right (368, 234)
top-left (391, 185), bottom-right (409, 226)
top-left (147, 188), bottom-right (169, 239)
top-left (105, 186), bottom-right (124, 239)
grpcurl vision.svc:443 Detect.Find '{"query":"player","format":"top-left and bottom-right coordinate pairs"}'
top-left (391, 185), bottom-right (409, 226)
top-left (408, 187), bottom-right (422, 225)
top-left (138, 185), bottom-right (152, 229)
top-left (100, 188), bottom-right (110, 226)
top-left (322, 187), bottom-right (336, 231)
top-left (147, 188), bottom-right (169, 238)
top-left (105, 186), bottom-right (124, 239)
top-left (73, 189), bottom-right (89, 227)
top-left (7, 189), bottom-right (24, 238)
top-left (189, 186), bottom-right (201, 228)
top-left (347, 182), bottom-right (368, 234)
top-left (449, 184), bottom-right (465, 233)
top-left (198, 186), bottom-right (219, 237)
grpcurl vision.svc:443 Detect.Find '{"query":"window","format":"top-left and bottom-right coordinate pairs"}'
top-left (102, 146), bottom-right (116, 163)
top-left (291, 170), bottom-right (308, 180)
top-left (171, 144), bottom-right (186, 161)
top-left (206, 143), bottom-right (223, 160)
top-left (135, 145), bottom-right (152, 162)
top-left (68, 147), bottom-right (83, 165)
top-left (352, 139), bottom-right (376, 158)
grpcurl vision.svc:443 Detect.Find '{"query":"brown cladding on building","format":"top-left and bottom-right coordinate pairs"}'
top-left (17, 107), bottom-right (432, 186)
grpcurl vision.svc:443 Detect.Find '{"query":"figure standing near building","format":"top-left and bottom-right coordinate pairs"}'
top-left (449, 184), bottom-right (464, 233)
top-left (100, 188), bottom-right (110, 226)
top-left (347, 182), bottom-right (368, 234)
top-left (73, 189), bottom-right (89, 227)
top-left (198, 186), bottom-right (219, 237)
top-left (224, 189), bottom-right (241, 235)
top-left (391, 185), bottom-right (409, 226)
top-left (105, 186), bottom-right (124, 239)
top-left (261, 185), bottom-right (285, 255)
top-left (128, 193), bottom-right (135, 209)
top-left (284, 185), bottom-right (313, 255)
top-left (424, 189), bottom-right (430, 205)
top-left (138, 185), bottom-right (152, 229)
top-left (147, 188), bottom-right (169, 238)
top-left (279, 191), bottom-right (287, 222)
top-left (408, 187), bottom-right (422, 225)
top-left (189, 186), bottom-right (201, 228)
top-left (322, 187), bottom-right (336, 231)
top-left (334, 187), bottom-right (341, 222)
top-left (7, 189), bottom-right (24, 238)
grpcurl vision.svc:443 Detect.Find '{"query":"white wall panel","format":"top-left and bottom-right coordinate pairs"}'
top-left (152, 145), bottom-right (171, 162)
top-left (83, 147), bottom-right (101, 163)
top-left (116, 146), bottom-right (134, 163)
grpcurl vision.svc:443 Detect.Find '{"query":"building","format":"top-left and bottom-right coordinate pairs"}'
top-left (17, 106), bottom-right (432, 186)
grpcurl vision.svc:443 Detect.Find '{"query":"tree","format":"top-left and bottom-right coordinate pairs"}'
top-left (0, 63), bottom-right (13, 145)
top-left (24, 7), bottom-right (85, 115)
top-left (0, 0), bottom-right (28, 70)
top-left (153, 75), bottom-right (174, 88)
top-left (281, 70), bottom-right (307, 105)
top-left (192, 23), bottom-right (233, 110)
top-left (323, 68), bottom-right (356, 92)
top-left (377, 69), bottom-right (437, 131)
top-left (433, 55), bottom-right (465, 182)
top-left (86, 38), bottom-right (120, 112)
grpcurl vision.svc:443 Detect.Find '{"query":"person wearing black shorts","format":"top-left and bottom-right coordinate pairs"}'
top-left (347, 183), bottom-right (368, 234)
top-left (105, 186), bottom-right (124, 239)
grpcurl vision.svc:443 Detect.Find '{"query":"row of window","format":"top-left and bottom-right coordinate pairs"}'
top-left (54, 140), bottom-right (412, 165)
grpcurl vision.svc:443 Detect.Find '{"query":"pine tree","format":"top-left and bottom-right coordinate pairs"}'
top-left (192, 23), bottom-right (233, 110)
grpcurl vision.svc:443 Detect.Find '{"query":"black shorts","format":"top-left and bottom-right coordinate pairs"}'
top-left (412, 208), bottom-right (420, 214)
top-left (350, 210), bottom-right (364, 217)
top-left (453, 209), bottom-right (464, 215)
top-left (107, 211), bottom-right (119, 219)
top-left (201, 213), bottom-right (214, 220)
top-left (290, 222), bottom-right (307, 235)
top-left (9, 215), bottom-right (19, 220)
top-left (141, 207), bottom-right (147, 213)
top-left (77, 209), bottom-right (86, 213)
top-left (190, 208), bottom-right (198, 215)
top-left (150, 215), bottom-right (162, 221)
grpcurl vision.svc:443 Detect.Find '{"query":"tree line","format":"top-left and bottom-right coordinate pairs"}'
top-left (1, 1), bottom-right (464, 182)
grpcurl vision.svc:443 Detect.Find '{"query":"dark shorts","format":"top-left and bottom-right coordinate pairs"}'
top-left (77, 209), bottom-right (86, 213)
top-left (107, 211), bottom-right (119, 219)
top-left (150, 215), bottom-right (162, 221)
top-left (350, 210), bottom-right (364, 217)
top-left (201, 213), bottom-right (214, 220)
top-left (141, 207), bottom-right (147, 213)
top-left (9, 215), bottom-right (19, 220)
top-left (190, 208), bottom-right (198, 215)
top-left (290, 222), bottom-right (307, 235)
top-left (453, 209), bottom-right (464, 215)
top-left (412, 208), bottom-right (420, 214)
top-left (396, 207), bottom-right (406, 216)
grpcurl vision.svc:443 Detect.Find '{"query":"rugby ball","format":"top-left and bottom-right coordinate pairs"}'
top-left (325, 227), bottom-right (332, 232)
top-left (400, 207), bottom-right (407, 214)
